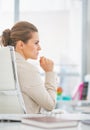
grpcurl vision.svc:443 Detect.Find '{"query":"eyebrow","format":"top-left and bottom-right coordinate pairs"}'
top-left (35, 40), bottom-right (39, 43)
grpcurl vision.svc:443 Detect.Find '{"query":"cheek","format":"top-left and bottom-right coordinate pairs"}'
top-left (27, 46), bottom-right (36, 55)
top-left (29, 45), bottom-right (37, 52)
top-left (24, 44), bottom-right (37, 54)
top-left (26, 44), bottom-right (33, 51)
top-left (29, 46), bottom-right (36, 52)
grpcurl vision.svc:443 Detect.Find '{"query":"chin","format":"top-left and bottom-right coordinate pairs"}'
top-left (30, 54), bottom-right (38, 60)
top-left (31, 57), bottom-right (38, 60)
top-left (35, 57), bottom-right (38, 60)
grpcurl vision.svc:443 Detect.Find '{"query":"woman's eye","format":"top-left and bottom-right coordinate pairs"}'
top-left (35, 42), bottom-right (38, 44)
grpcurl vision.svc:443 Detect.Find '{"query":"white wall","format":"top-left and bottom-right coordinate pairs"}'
top-left (87, 0), bottom-right (90, 73)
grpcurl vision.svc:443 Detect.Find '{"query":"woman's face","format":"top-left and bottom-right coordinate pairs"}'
top-left (21, 32), bottom-right (41, 59)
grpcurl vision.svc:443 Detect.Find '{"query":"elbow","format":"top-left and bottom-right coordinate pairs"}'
top-left (45, 100), bottom-right (56, 111)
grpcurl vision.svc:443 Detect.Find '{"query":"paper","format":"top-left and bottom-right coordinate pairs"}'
top-left (21, 115), bottom-right (78, 129)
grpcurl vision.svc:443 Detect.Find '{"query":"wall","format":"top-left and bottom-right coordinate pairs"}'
top-left (87, 0), bottom-right (90, 74)
top-left (82, 0), bottom-right (90, 79)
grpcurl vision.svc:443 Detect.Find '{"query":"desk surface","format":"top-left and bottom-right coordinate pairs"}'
top-left (0, 121), bottom-right (90, 130)
top-left (0, 101), bottom-right (90, 130)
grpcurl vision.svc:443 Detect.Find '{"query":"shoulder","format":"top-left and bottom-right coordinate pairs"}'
top-left (17, 60), bottom-right (38, 73)
top-left (15, 52), bottom-right (39, 72)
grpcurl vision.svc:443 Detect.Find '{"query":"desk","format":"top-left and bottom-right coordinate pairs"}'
top-left (0, 101), bottom-right (90, 130)
top-left (0, 122), bottom-right (90, 130)
top-left (56, 100), bottom-right (90, 113)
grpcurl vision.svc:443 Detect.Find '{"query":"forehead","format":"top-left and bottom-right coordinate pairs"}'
top-left (26, 32), bottom-right (39, 44)
top-left (31, 32), bottom-right (39, 40)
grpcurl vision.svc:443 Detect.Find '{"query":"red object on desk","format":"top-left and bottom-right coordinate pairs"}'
top-left (57, 87), bottom-right (63, 95)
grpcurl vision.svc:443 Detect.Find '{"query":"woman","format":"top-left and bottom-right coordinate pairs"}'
top-left (1, 21), bottom-right (57, 114)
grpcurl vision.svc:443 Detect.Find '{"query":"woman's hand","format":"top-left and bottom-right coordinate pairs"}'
top-left (40, 56), bottom-right (54, 72)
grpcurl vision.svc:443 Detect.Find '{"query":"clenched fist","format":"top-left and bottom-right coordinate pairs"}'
top-left (40, 56), bottom-right (54, 72)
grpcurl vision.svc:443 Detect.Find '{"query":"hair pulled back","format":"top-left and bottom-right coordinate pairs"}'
top-left (1, 21), bottom-right (38, 47)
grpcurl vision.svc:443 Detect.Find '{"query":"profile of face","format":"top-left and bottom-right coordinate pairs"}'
top-left (16, 32), bottom-right (41, 60)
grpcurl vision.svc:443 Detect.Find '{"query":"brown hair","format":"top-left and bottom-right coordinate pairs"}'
top-left (1, 21), bottom-right (38, 47)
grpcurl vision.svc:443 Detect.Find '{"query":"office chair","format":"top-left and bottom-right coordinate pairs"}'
top-left (0, 46), bottom-right (26, 114)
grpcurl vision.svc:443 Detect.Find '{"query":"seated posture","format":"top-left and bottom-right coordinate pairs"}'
top-left (1, 21), bottom-right (57, 114)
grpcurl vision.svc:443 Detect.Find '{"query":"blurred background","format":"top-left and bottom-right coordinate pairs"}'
top-left (0, 0), bottom-right (90, 100)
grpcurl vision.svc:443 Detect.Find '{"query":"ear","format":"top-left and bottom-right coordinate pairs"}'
top-left (16, 40), bottom-right (24, 49)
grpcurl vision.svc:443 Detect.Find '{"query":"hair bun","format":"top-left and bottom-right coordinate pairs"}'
top-left (3, 29), bottom-right (11, 37)
top-left (2, 29), bottom-right (11, 46)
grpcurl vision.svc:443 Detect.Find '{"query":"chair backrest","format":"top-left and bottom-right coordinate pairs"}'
top-left (0, 46), bottom-right (26, 114)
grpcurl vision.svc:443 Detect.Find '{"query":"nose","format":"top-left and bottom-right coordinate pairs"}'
top-left (38, 44), bottom-right (41, 51)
